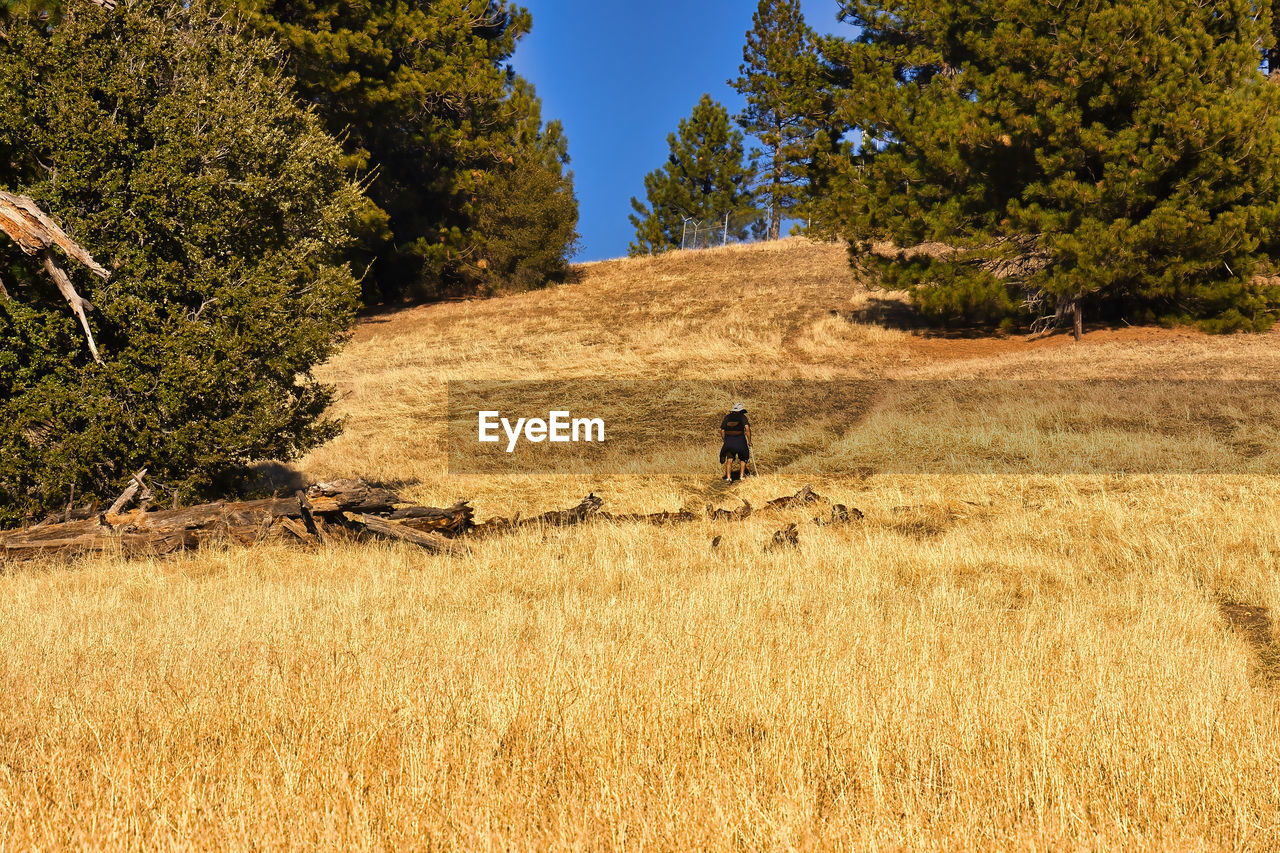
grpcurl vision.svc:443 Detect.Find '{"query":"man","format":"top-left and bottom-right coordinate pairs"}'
top-left (719, 403), bottom-right (751, 482)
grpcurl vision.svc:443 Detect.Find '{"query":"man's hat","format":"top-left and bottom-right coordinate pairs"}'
top-left (731, 402), bottom-right (746, 412)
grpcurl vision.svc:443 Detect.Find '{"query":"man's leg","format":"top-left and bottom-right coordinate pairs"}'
top-left (724, 456), bottom-right (732, 480)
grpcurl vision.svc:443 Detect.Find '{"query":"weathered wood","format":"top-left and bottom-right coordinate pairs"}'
top-left (42, 251), bottom-right (101, 363)
top-left (526, 494), bottom-right (603, 527)
top-left (278, 517), bottom-right (317, 545)
top-left (2, 527), bottom-right (199, 558)
top-left (296, 490), bottom-right (327, 543)
top-left (0, 192), bottom-right (111, 363)
top-left (305, 515), bottom-right (332, 545)
top-left (107, 468), bottom-right (149, 516)
top-left (306, 479), bottom-right (400, 514)
top-left (391, 501), bottom-right (474, 537)
top-left (468, 512), bottom-right (520, 538)
top-left (705, 500), bottom-right (752, 521)
top-left (765, 485), bottom-right (823, 510)
top-left (601, 509), bottom-right (699, 525)
top-left (765, 523), bottom-right (800, 552)
top-left (44, 503), bottom-right (98, 524)
top-left (0, 478), bottom-right (860, 564)
top-left (0, 192), bottom-right (110, 277)
top-left (126, 496), bottom-right (306, 530)
top-left (354, 514), bottom-right (455, 552)
top-left (814, 504), bottom-right (864, 526)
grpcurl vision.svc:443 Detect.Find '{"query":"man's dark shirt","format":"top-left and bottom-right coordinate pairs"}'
top-left (721, 412), bottom-right (750, 436)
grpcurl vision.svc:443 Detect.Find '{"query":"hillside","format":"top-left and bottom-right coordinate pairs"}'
top-left (301, 238), bottom-right (1280, 497)
top-left (4, 238), bottom-right (1280, 850)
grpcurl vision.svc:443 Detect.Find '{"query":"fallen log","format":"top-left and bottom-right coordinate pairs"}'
top-left (469, 494), bottom-right (602, 537)
top-left (1, 475), bottom-right (858, 565)
top-left (705, 500), bottom-right (752, 521)
top-left (0, 477), bottom-right (453, 561)
top-left (526, 493), bottom-right (603, 527)
top-left (814, 504), bottom-right (864, 526)
top-left (765, 485), bottom-right (823, 510)
top-left (306, 479), bottom-right (400, 514)
top-left (600, 509), bottom-right (700, 525)
top-left (352, 514), bottom-right (459, 553)
top-left (390, 500), bottom-right (474, 537)
top-left (468, 513), bottom-right (520, 538)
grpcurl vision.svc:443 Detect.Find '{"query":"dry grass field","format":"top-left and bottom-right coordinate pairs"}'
top-left (5, 239), bottom-right (1280, 850)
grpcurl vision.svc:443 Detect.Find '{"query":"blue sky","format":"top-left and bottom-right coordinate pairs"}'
top-left (512, 0), bottom-right (855, 262)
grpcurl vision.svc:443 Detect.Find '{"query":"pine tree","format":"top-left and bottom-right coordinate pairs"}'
top-left (470, 79), bottom-right (581, 293)
top-left (0, 0), bottom-right (365, 524)
top-left (230, 0), bottom-right (576, 300)
top-left (829, 0), bottom-right (1280, 332)
top-left (730, 0), bottom-right (824, 240)
top-left (629, 95), bottom-right (756, 255)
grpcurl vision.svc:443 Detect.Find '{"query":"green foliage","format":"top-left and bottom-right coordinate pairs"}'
top-left (0, 0), bottom-right (364, 525)
top-left (629, 95), bottom-right (757, 255)
top-left (230, 0), bottom-right (578, 300)
top-left (729, 0), bottom-right (826, 240)
top-left (470, 79), bottom-right (580, 293)
top-left (829, 0), bottom-right (1280, 330)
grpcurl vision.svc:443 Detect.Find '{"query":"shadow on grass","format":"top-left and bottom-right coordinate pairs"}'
top-left (844, 296), bottom-right (1016, 339)
top-left (241, 461), bottom-right (420, 498)
top-left (846, 295), bottom-right (1141, 340)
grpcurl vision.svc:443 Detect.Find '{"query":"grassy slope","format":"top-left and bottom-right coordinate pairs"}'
top-left (4, 239), bottom-right (1280, 850)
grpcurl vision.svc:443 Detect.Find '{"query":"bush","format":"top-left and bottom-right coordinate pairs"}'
top-left (0, 0), bottom-right (366, 525)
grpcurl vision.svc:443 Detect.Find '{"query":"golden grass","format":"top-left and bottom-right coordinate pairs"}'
top-left (5, 238), bottom-right (1280, 849)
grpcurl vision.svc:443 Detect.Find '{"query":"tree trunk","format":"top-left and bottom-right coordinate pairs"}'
top-left (1072, 298), bottom-right (1083, 341)
top-left (770, 134), bottom-right (784, 241)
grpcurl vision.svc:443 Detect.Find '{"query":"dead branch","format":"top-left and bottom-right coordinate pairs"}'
top-left (0, 191), bottom-right (110, 362)
top-left (0, 192), bottom-right (109, 278)
top-left (41, 251), bottom-right (102, 362)
top-left (352, 514), bottom-right (458, 553)
top-left (764, 485), bottom-right (824, 510)
top-left (106, 468), bottom-right (149, 515)
top-left (705, 500), bottom-right (752, 521)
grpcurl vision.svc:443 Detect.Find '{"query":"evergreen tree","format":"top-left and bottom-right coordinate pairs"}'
top-left (830, 0), bottom-right (1280, 332)
top-left (629, 94), bottom-right (756, 255)
top-left (230, 0), bottom-right (576, 300)
top-left (730, 0), bottom-right (824, 240)
top-left (470, 79), bottom-right (580, 293)
top-left (0, 0), bottom-right (365, 525)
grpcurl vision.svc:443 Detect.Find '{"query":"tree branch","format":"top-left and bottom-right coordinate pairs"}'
top-left (42, 251), bottom-right (102, 364)
top-left (0, 191), bottom-right (110, 362)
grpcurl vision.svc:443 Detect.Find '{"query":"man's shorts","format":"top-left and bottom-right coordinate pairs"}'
top-left (720, 437), bottom-right (750, 463)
